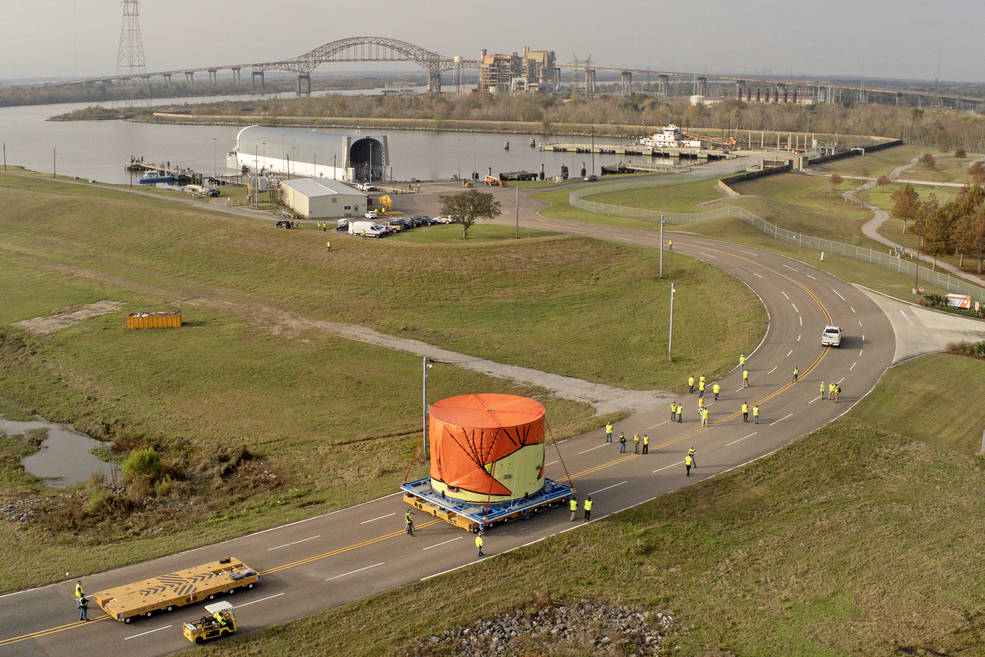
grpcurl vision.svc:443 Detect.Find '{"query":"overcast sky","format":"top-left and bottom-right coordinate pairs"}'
top-left (3, 0), bottom-right (982, 82)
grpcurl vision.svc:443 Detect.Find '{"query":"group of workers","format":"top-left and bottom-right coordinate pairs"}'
top-left (568, 496), bottom-right (593, 522)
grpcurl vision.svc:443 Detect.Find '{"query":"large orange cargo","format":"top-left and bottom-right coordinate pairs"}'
top-left (428, 393), bottom-right (545, 503)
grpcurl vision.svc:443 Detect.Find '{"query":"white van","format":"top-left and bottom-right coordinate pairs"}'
top-left (348, 220), bottom-right (387, 238)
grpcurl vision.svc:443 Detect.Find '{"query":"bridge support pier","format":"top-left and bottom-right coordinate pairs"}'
top-left (779, 84), bottom-right (788, 103)
top-left (162, 73), bottom-right (171, 87)
top-left (584, 68), bottom-right (596, 98)
top-left (657, 74), bottom-right (669, 97)
top-left (231, 67), bottom-right (240, 85)
top-left (297, 73), bottom-right (311, 96)
top-left (208, 68), bottom-right (217, 87)
top-left (252, 69), bottom-right (264, 90)
top-left (184, 71), bottom-right (194, 84)
top-left (735, 79), bottom-right (745, 100)
top-left (426, 56), bottom-right (442, 95)
top-left (695, 76), bottom-right (707, 96)
top-left (620, 71), bottom-right (632, 96)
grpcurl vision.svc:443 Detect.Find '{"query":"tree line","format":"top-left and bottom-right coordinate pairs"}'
top-left (154, 93), bottom-right (985, 150)
top-left (892, 174), bottom-right (985, 273)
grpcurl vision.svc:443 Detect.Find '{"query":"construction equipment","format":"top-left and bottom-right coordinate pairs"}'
top-left (484, 175), bottom-right (504, 187)
top-left (182, 601), bottom-right (238, 644)
top-left (91, 557), bottom-right (259, 623)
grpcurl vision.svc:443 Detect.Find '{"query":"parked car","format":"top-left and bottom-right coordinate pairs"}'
top-left (583, 174), bottom-right (599, 182)
top-left (433, 215), bottom-right (458, 224)
top-left (336, 219), bottom-right (349, 231)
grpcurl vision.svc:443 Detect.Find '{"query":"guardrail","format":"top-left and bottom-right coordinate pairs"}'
top-left (568, 183), bottom-right (985, 303)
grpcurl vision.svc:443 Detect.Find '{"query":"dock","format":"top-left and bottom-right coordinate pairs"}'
top-left (538, 143), bottom-right (729, 160)
top-left (124, 159), bottom-right (226, 186)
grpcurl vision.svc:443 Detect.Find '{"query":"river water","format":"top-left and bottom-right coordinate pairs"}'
top-left (0, 92), bottom-right (679, 184)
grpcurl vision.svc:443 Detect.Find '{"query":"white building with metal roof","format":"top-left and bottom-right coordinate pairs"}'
top-left (226, 125), bottom-right (389, 183)
top-left (279, 178), bottom-right (368, 219)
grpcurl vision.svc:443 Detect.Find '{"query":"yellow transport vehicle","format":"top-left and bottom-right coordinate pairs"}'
top-left (91, 557), bottom-right (259, 623)
top-left (183, 601), bottom-right (237, 644)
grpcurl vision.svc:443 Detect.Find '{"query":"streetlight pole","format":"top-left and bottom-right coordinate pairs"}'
top-left (667, 283), bottom-right (675, 362)
top-left (515, 184), bottom-right (519, 239)
top-left (913, 220), bottom-right (923, 293)
top-left (211, 137), bottom-right (217, 178)
top-left (2, 142), bottom-right (6, 171)
top-left (422, 357), bottom-right (433, 453)
top-left (52, 148), bottom-right (56, 178)
top-left (659, 215), bottom-right (664, 278)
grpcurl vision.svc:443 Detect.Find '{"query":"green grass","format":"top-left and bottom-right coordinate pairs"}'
top-left (815, 145), bottom-right (924, 178)
top-left (0, 172), bottom-right (765, 590)
top-left (188, 352), bottom-right (985, 657)
top-left (584, 177), bottom-right (724, 213)
top-left (899, 152), bottom-right (983, 185)
top-left (388, 223), bottom-right (551, 243)
top-left (730, 173), bottom-right (872, 245)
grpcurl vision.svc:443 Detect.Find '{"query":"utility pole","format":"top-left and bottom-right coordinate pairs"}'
top-left (2, 142), bottom-right (6, 171)
top-left (913, 221), bottom-right (923, 293)
top-left (52, 148), bottom-right (56, 178)
top-left (116, 0), bottom-right (147, 111)
top-left (422, 357), bottom-right (433, 453)
top-left (667, 283), bottom-right (675, 362)
top-left (659, 215), bottom-right (664, 278)
top-left (514, 184), bottom-right (519, 238)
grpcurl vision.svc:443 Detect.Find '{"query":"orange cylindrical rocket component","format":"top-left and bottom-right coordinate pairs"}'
top-left (428, 393), bottom-right (546, 503)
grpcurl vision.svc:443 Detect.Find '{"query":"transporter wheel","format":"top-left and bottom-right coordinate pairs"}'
top-left (145, 611), bottom-right (152, 617)
top-left (247, 583), bottom-right (254, 590)
top-left (195, 636), bottom-right (204, 645)
top-left (228, 588), bottom-right (235, 595)
top-left (208, 594), bottom-right (215, 600)
top-left (166, 606), bottom-right (173, 612)
top-left (124, 617), bottom-right (132, 624)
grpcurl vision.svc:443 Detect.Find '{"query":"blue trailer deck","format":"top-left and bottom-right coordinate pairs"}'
top-left (401, 477), bottom-right (572, 532)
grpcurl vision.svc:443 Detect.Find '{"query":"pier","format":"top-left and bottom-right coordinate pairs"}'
top-left (538, 143), bottom-right (729, 160)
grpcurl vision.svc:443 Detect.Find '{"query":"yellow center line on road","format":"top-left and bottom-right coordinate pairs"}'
top-left (0, 616), bottom-right (109, 646)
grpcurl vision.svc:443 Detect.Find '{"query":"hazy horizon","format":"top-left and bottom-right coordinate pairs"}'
top-left (3, 0), bottom-right (982, 84)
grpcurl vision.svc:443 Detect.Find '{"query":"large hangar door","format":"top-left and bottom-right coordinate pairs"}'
top-left (350, 137), bottom-right (384, 182)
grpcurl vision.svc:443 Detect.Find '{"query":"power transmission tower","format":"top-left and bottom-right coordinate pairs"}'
top-left (116, 0), bottom-right (148, 109)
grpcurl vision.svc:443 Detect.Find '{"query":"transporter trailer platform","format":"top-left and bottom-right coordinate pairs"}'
top-left (401, 477), bottom-right (572, 532)
top-left (92, 557), bottom-right (259, 623)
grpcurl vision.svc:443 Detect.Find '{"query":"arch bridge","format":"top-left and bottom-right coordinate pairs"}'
top-left (253, 36), bottom-right (475, 95)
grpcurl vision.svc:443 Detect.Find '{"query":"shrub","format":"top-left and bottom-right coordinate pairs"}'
top-left (121, 447), bottom-right (162, 485)
top-left (829, 173), bottom-right (843, 186)
top-left (876, 175), bottom-right (890, 185)
top-left (919, 152), bottom-right (936, 168)
top-left (955, 148), bottom-right (967, 159)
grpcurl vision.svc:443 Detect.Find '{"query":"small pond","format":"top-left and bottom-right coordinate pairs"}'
top-left (1, 416), bottom-right (119, 488)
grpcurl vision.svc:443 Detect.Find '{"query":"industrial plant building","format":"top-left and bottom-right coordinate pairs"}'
top-left (227, 126), bottom-right (389, 183)
top-left (279, 178), bottom-right (368, 219)
top-left (478, 47), bottom-right (557, 93)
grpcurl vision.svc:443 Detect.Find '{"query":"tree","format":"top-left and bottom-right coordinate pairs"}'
top-left (962, 205), bottom-right (985, 273)
top-left (955, 148), bottom-right (967, 158)
top-left (969, 161), bottom-right (985, 185)
top-left (919, 152), bottom-right (936, 169)
top-left (890, 184), bottom-right (920, 233)
top-left (876, 175), bottom-right (890, 186)
top-left (829, 173), bottom-right (843, 187)
top-left (439, 189), bottom-right (502, 239)
top-left (922, 200), bottom-right (960, 265)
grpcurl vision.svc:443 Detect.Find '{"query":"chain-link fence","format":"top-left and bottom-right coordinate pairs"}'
top-left (568, 184), bottom-right (985, 303)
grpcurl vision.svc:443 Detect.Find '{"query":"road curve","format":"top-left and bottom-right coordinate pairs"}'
top-left (0, 202), bottom-right (896, 657)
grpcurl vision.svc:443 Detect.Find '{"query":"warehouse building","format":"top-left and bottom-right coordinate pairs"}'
top-left (279, 178), bottom-right (367, 219)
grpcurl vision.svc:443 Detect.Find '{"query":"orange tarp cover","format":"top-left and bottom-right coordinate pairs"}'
top-left (429, 394), bottom-right (544, 497)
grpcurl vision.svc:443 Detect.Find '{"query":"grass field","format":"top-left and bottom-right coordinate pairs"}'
top-left (814, 145), bottom-right (924, 178)
top-left (534, 181), bottom-right (961, 300)
top-left (189, 352), bottom-right (985, 656)
top-left (0, 172), bottom-right (764, 590)
top-left (582, 177), bottom-right (724, 213)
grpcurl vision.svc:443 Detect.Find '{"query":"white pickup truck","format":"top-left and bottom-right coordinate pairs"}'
top-left (821, 325), bottom-right (843, 347)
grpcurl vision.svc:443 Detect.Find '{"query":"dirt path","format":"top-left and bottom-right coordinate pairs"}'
top-left (12, 301), bottom-right (124, 336)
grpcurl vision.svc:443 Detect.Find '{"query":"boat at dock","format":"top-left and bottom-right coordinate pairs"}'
top-left (138, 172), bottom-right (175, 185)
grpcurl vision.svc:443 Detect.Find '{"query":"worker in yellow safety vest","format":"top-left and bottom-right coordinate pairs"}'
top-left (698, 379), bottom-right (706, 397)
top-left (570, 496), bottom-right (578, 522)
top-left (739, 354), bottom-right (746, 370)
top-left (633, 432), bottom-right (640, 454)
top-left (604, 422), bottom-right (613, 443)
top-left (75, 581), bottom-right (85, 602)
top-left (685, 454), bottom-right (693, 476)
top-left (701, 407), bottom-right (710, 427)
top-left (688, 446), bottom-right (696, 467)
top-left (741, 403), bottom-right (749, 422)
top-left (642, 434), bottom-right (649, 454)
top-left (829, 383), bottom-right (835, 400)
top-left (753, 404), bottom-right (760, 424)
top-left (688, 375), bottom-right (695, 393)
top-left (670, 401), bottom-right (677, 421)
top-left (820, 381), bottom-right (826, 399)
top-left (712, 381), bottom-right (720, 400)
top-left (475, 533), bottom-right (484, 557)
top-left (743, 369), bottom-right (749, 387)
top-left (583, 497), bottom-right (593, 521)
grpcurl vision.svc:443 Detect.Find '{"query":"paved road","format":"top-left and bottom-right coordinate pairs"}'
top-left (0, 198), bottom-right (898, 655)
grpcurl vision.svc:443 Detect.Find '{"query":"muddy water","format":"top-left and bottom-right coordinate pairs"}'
top-left (2, 416), bottom-right (118, 488)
